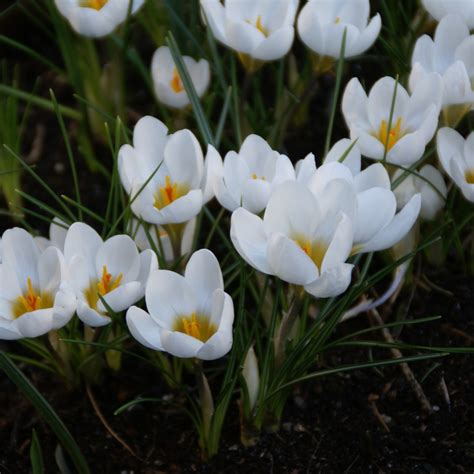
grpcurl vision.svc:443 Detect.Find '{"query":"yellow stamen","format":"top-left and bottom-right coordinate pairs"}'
top-left (335, 16), bottom-right (341, 23)
top-left (246, 15), bottom-right (268, 37)
top-left (12, 277), bottom-right (53, 319)
top-left (251, 173), bottom-right (266, 180)
top-left (375, 117), bottom-right (404, 151)
top-left (170, 68), bottom-right (184, 93)
top-left (465, 169), bottom-right (474, 184)
top-left (154, 176), bottom-right (189, 210)
top-left (80, 0), bottom-right (108, 10)
top-left (294, 236), bottom-right (327, 270)
top-left (174, 312), bottom-right (217, 342)
top-left (85, 266), bottom-right (123, 310)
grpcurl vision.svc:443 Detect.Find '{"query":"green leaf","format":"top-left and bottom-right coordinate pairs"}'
top-left (0, 352), bottom-right (90, 474)
top-left (30, 429), bottom-right (45, 474)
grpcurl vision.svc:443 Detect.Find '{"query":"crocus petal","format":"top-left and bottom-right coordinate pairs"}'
top-left (126, 306), bottom-right (163, 350)
top-left (230, 208), bottom-right (273, 274)
top-left (266, 232), bottom-right (319, 285)
top-left (77, 301), bottom-right (111, 327)
top-left (160, 329), bottom-right (203, 358)
top-left (146, 270), bottom-right (197, 329)
top-left (98, 281), bottom-right (143, 313)
top-left (304, 263), bottom-right (354, 298)
top-left (361, 194), bottom-right (422, 252)
top-left (185, 249), bottom-right (224, 317)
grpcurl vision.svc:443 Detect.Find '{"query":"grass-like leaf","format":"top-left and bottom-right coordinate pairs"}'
top-left (0, 351), bottom-right (90, 474)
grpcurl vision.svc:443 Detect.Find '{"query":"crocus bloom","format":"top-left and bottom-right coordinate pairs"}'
top-left (342, 74), bottom-right (442, 165)
top-left (231, 181), bottom-right (355, 298)
top-left (131, 218), bottom-right (196, 263)
top-left (54, 0), bottom-right (144, 38)
top-left (306, 161), bottom-right (422, 254)
top-left (242, 346), bottom-right (259, 409)
top-left (151, 46), bottom-right (211, 109)
top-left (392, 165), bottom-right (447, 221)
top-left (410, 15), bottom-right (474, 126)
top-left (214, 134), bottom-right (295, 213)
top-left (297, 0), bottom-right (381, 67)
top-left (64, 223), bottom-right (157, 327)
top-left (437, 128), bottom-right (474, 202)
top-left (0, 228), bottom-right (76, 340)
top-left (119, 116), bottom-right (220, 225)
top-left (200, 0), bottom-right (299, 70)
top-left (126, 249), bottom-right (234, 360)
top-left (421, 0), bottom-right (474, 29)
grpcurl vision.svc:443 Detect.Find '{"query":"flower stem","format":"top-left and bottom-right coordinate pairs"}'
top-left (274, 286), bottom-right (304, 368)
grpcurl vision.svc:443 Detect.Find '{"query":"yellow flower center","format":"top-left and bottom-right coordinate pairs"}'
top-left (247, 15), bottom-right (268, 37)
top-left (375, 117), bottom-right (405, 151)
top-left (170, 68), bottom-right (184, 93)
top-left (154, 176), bottom-right (189, 210)
top-left (12, 277), bottom-right (53, 319)
top-left (251, 173), bottom-right (266, 180)
top-left (174, 312), bottom-right (217, 342)
top-left (84, 266), bottom-right (123, 310)
top-left (465, 169), bottom-right (474, 184)
top-left (80, 0), bottom-right (108, 10)
top-left (294, 236), bottom-right (327, 270)
top-left (335, 16), bottom-right (341, 23)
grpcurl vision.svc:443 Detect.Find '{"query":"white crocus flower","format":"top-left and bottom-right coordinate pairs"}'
top-left (118, 116), bottom-right (220, 226)
top-left (126, 249), bottom-right (234, 360)
top-left (151, 46), bottom-right (211, 110)
top-left (342, 74), bottom-right (442, 165)
top-left (231, 180), bottom-right (355, 298)
top-left (35, 218), bottom-right (69, 253)
top-left (64, 223), bottom-right (157, 327)
top-left (421, 0), bottom-right (474, 29)
top-left (0, 228), bottom-right (76, 340)
top-left (392, 165), bottom-right (447, 221)
top-left (200, 0), bottom-right (299, 71)
top-left (409, 15), bottom-right (474, 127)
top-left (297, 0), bottom-right (381, 69)
top-left (131, 218), bottom-right (196, 263)
top-left (214, 134), bottom-right (295, 214)
top-left (437, 128), bottom-right (474, 202)
top-left (54, 0), bottom-right (144, 38)
top-left (306, 161), bottom-right (422, 254)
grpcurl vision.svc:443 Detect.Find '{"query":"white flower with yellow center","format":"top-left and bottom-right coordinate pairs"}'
top-left (437, 128), bottom-right (474, 203)
top-left (305, 161), bottom-right (421, 255)
top-left (200, 0), bottom-right (299, 70)
top-left (231, 180), bottom-right (355, 298)
top-left (297, 0), bottom-right (381, 65)
top-left (342, 74), bottom-right (442, 165)
top-left (392, 165), bottom-right (447, 221)
top-left (64, 223), bottom-right (157, 327)
top-left (54, 0), bottom-right (145, 37)
top-left (0, 228), bottom-right (76, 340)
top-left (151, 46), bottom-right (211, 110)
top-left (214, 134), bottom-right (295, 214)
top-left (118, 116), bottom-right (221, 226)
top-left (409, 15), bottom-right (474, 127)
top-left (126, 249), bottom-right (234, 360)
top-left (421, 0), bottom-right (474, 29)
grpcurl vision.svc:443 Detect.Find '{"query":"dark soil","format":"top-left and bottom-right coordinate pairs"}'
top-left (0, 270), bottom-right (472, 473)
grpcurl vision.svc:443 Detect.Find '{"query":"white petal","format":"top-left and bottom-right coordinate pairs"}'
top-left (230, 208), bottom-right (272, 274)
top-left (126, 306), bottom-right (163, 350)
top-left (304, 263), bottom-right (354, 298)
top-left (362, 194), bottom-right (422, 252)
top-left (266, 232), bottom-right (319, 285)
top-left (185, 249), bottom-right (223, 317)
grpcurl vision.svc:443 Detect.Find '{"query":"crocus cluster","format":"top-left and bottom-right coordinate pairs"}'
top-left (200, 0), bottom-right (381, 71)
